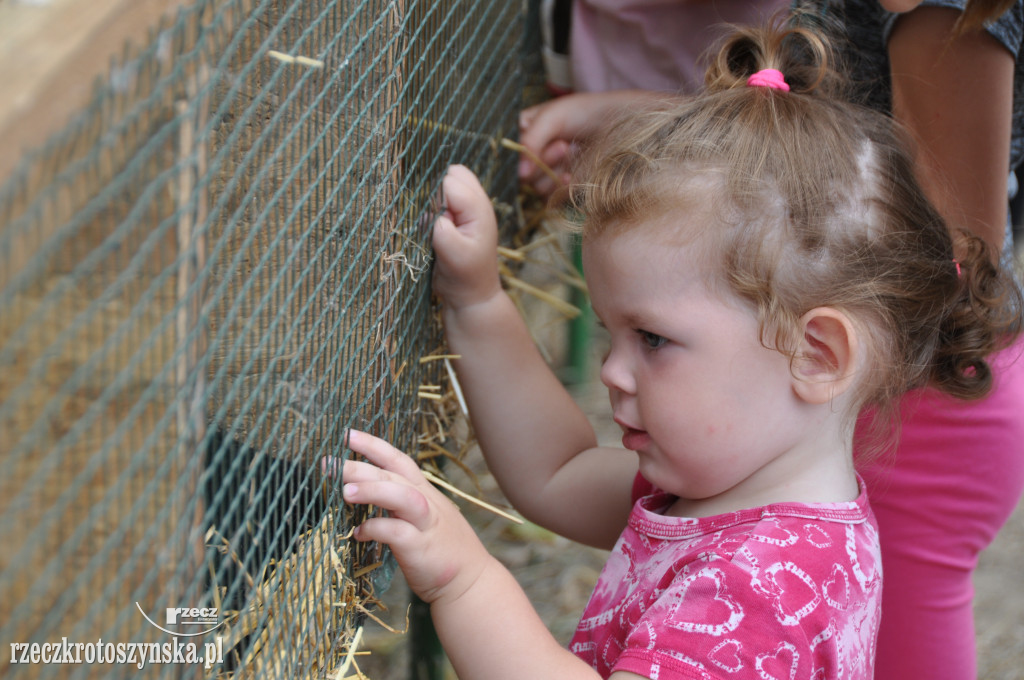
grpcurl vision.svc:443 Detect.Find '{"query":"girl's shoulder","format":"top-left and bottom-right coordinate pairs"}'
top-left (625, 485), bottom-right (882, 596)
top-left (628, 473), bottom-right (878, 550)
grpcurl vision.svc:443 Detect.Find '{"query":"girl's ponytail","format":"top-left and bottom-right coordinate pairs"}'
top-left (930, 234), bottom-right (1023, 400)
top-left (703, 15), bottom-right (848, 100)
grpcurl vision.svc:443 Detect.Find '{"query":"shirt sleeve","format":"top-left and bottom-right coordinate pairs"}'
top-left (880, 0), bottom-right (1023, 56)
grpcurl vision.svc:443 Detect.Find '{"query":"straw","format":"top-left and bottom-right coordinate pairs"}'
top-left (332, 625), bottom-right (364, 680)
top-left (421, 470), bottom-right (523, 524)
top-left (499, 138), bottom-right (562, 186)
top-left (267, 50), bottom-right (325, 68)
top-left (501, 272), bottom-right (581, 319)
top-left (444, 357), bottom-right (468, 417)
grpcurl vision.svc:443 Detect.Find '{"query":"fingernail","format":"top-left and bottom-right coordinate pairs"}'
top-left (343, 483), bottom-right (357, 499)
top-left (346, 429), bottom-right (361, 446)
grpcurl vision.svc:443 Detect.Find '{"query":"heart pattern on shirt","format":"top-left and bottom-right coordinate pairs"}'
top-left (602, 635), bottom-right (627, 669)
top-left (845, 523), bottom-right (881, 591)
top-left (756, 641), bottom-right (800, 680)
top-left (750, 519), bottom-right (799, 547)
top-left (823, 564), bottom-right (851, 610)
top-left (803, 523), bottom-right (833, 549)
top-left (755, 561), bottom-right (821, 626)
top-left (665, 565), bottom-right (744, 636)
top-left (708, 639), bottom-right (744, 673)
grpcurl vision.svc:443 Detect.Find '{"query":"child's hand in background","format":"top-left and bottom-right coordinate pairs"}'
top-left (517, 90), bottom-right (676, 198)
top-left (431, 164), bottom-right (501, 311)
top-left (336, 429), bottom-right (494, 605)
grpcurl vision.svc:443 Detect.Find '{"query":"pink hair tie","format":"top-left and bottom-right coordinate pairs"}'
top-left (747, 68), bottom-right (790, 92)
top-left (953, 258), bottom-right (962, 278)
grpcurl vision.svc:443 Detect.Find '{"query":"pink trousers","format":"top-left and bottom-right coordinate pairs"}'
top-left (856, 338), bottom-right (1024, 679)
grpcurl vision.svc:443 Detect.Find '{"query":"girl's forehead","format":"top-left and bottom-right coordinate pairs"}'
top-left (583, 171), bottom-right (738, 242)
top-left (582, 227), bottom-right (756, 332)
top-left (582, 222), bottom-right (717, 285)
top-left (583, 208), bottom-right (717, 261)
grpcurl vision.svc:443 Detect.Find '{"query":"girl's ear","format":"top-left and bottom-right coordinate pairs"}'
top-left (791, 307), bottom-right (861, 405)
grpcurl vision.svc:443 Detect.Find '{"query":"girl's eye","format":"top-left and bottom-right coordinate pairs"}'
top-left (638, 330), bottom-right (667, 350)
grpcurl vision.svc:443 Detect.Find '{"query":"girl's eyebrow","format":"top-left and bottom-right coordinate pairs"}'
top-left (622, 311), bottom-right (654, 330)
top-left (595, 311), bottom-right (656, 330)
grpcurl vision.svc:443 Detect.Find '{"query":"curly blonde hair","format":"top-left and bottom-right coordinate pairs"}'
top-left (569, 19), bottom-right (1022, 443)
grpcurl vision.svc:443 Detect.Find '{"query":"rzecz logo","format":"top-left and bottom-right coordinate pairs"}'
top-left (136, 604), bottom-right (227, 637)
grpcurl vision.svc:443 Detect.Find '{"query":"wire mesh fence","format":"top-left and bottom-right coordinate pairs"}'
top-left (0, 0), bottom-right (531, 677)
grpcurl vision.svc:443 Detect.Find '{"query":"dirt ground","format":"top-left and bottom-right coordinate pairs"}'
top-left (356, 373), bottom-right (1024, 680)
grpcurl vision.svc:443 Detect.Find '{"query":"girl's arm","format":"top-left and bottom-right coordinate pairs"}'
top-left (340, 431), bottom-right (647, 680)
top-left (432, 165), bottom-right (636, 549)
top-left (888, 5), bottom-right (1015, 252)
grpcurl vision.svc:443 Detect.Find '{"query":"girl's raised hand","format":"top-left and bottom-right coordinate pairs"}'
top-left (431, 164), bottom-right (502, 311)
top-left (335, 429), bottom-right (493, 605)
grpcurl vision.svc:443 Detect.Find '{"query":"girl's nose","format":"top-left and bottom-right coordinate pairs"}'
top-left (600, 347), bottom-right (636, 395)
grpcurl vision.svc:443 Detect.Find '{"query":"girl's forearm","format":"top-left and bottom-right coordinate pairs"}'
top-left (430, 555), bottom-right (600, 680)
top-left (442, 289), bottom-right (636, 550)
top-left (441, 291), bottom-right (599, 511)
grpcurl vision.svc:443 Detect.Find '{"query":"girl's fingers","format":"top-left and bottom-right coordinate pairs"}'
top-left (430, 212), bottom-right (460, 253)
top-left (343, 478), bottom-right (432, 532)
top-left (440, 165), bottom-right (490, 229)
top-left (518, 102), bottom-right (570, 161)
top-left (321, 455), bottom-right (390, 484)
top-left (346, 429), bottom-right (422, 481)
top-left (352, 515), bottom-right (420, 545)
top-left (519, 105), bottom-right (540, 131)
top-left (321, 455), bottom-right (341, 477)
top-left (339, 457), bottom-right (390, 483)
top-left (542, 140), bottom-right (571, 172)
top-left (446, 163), bottom-right (486, 192)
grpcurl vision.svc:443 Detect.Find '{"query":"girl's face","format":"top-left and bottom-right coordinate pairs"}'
top-left (583, 221), bottom-right (815, 509)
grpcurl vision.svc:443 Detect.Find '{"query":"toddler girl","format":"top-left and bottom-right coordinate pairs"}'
top-left (336, 20), bottom-right (1022, 680)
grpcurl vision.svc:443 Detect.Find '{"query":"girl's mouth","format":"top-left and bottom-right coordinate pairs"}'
top-left (621, 428), bottom-right (651, 452)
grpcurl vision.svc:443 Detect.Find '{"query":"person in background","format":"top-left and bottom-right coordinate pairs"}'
top-left (792, 0), bottom-right (1024, 677)
top-left (531, 0), bottom-right (789, 190)
top-left (333, 21), bottom-right (1021, 680)
top-left (568, 0), bottom-right (791, 94)
top-left (519, 1), bottom-right (1024, 677)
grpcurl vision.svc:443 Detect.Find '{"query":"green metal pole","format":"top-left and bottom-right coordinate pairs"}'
top-left (565, 234), bottom-right (592, 385)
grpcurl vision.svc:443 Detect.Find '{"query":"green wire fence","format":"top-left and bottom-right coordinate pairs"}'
top-left (0, 1), bottom-right (533, 677)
